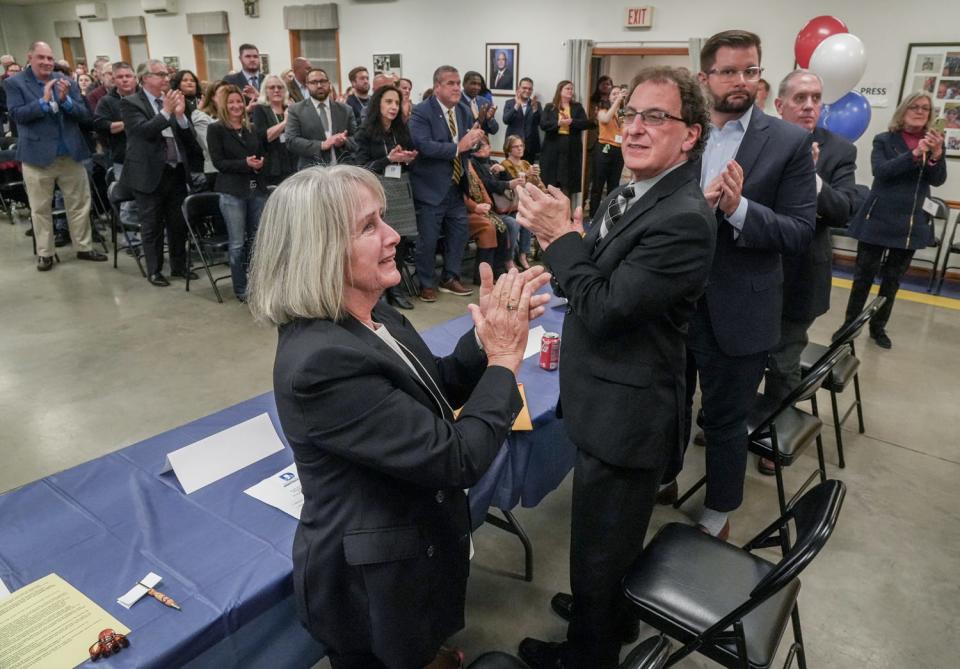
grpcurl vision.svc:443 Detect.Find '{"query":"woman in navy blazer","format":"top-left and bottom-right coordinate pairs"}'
top-left (841, 93), bottom-right (946, 348)
top-left (246, 166), bottom-right (549, 669)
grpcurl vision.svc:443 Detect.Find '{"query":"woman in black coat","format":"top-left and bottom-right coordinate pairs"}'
top-left (349, 85), bottom-right (419, 309)
top-left (838, 92), bottom-right (946, 349)
top-left (250, 74), bottom-right (296, 187)
top-left (539, 80), bottom-right (594, 196)
top-left (245, 165), bottom-right (549, 669)
top-left (206, 86), bottom-right (268, 301)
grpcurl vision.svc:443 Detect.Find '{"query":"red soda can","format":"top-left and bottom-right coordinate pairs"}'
top-left (539, 332), bottom-right (560, 371)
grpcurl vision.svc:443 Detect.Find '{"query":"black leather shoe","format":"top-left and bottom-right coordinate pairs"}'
top-left (550, 592), bottom-right (573, 621)
top-left (870, 329), bottom-right (892, 349)
top-left (518, 638), bottom-right (566, 669)
top-left (548, 592), bottom-right (639, 645)
top-left (37, 256), bottom-right (54, 271)
top-left (148, 273), bottom-right (170, 287)
top-left (655, 479), bottom-right (678, 505)
top-left (170, 269), bottom-right (199, 280)
top-left (757, 457), bottom-right (776, 476)
top-left (386, 287), bottom-right (414, 310)
top-left (77, 251), bottom-right (108, 262)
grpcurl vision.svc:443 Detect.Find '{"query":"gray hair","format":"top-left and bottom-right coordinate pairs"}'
top-left (258, 74), bottom-right (289, 106)
top-left (433, 65), bottom-right (458, 85)
top-left (777, 69), bottom-right (823, 99)
top-left (246, 166), bottom-right (387, 326)
top-left (889, 92), bottom-right (933, 133)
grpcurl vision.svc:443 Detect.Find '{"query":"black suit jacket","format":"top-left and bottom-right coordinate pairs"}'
top-left (119, 90), bottom-right (203, 193)
top-left (699, 107), bottom-right (817, 356)
top-left (782, 127), bottom-right (859, 322)
top-left (207, 121), bottom-right (267, 197)
top-left (545, 162), bottom-right (716, 469)
top-left (273, 306), bottom-right (521, 665)
top-left (502, 98), bottom-right (541, 160)
top-left (222, 70), bottom-right (265, 93)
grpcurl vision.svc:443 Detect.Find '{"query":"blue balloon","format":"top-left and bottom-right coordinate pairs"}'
top-left (817, 90), bottom-right (872, 141)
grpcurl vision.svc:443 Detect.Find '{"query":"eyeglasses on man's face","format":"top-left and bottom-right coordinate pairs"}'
top-left (307, 78), bottom-right (330, 86)
top-left (146, 71), bottom-right (169, 79)
top-left (620, 107), bottom-right (687, 127)
top-left (707, 66), bottom-right (764, 83)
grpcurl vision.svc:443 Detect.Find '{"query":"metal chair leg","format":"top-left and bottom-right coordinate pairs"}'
top-left (789, 603), bottom-right (808, 669)
top-left (673, 475), bottom-right (706, 510)
top-left (829, 387), bottom-right (845, 469)
top-left (852, 372), bottom-right (865, 434)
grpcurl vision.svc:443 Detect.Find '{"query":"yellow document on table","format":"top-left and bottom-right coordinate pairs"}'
top-left (453, 383), bottom-right (532, 431)
top-left (0, 573), bottom-right (130, 669)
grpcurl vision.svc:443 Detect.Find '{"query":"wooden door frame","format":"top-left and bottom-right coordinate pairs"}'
top-left (288, 29), bottom-right (342, 92)
top-left (581, 46), bottom-right (690, 203)
top-left (193, 33), bottom-right (233, 83)
top-left (119, 35), bottom-right (150, 66)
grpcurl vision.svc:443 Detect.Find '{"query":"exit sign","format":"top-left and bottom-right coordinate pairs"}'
top-left (625, 6), bottom-right (654, 28)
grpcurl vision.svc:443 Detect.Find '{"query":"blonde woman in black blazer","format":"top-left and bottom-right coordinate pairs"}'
top-left (246, 166), bottom-right (550, 668)
top-left (207, 85), bottom-right (267, 301)
top-left (539, 80), bottom-right (593, 196)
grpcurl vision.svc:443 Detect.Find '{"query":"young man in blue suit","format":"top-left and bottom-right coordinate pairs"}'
top-left (659, 30), bottom-right (817, 539)
top-left (409, 65), bottom-right (485, 301)
top-left (502, 77), bottom-right (541, 162)
top-left (6, 41), bottom-right (107, 270)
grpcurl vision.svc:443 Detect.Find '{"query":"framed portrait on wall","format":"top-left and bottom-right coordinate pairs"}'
top-left (373, 53), bottom-right (402, 77)
top-left (899, 42), bottom-right (960, 158)
top-left (486, 43), bottom-right (518, 95)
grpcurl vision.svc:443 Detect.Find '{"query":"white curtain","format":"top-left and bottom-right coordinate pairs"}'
top-left (564, 39), bottom-right (594, 209)
top-left (565, 39), bottom-right (595, 103)
top-left (688, 37), bottom-right (704, 74)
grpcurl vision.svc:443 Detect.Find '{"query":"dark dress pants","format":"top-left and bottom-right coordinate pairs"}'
top-left (414, 184), bottom-right (469, 289)
top-left (664, 303), bottom-right (767, 512)
top-left (845, 241), bottom-right (915, 332)
top-left (589, 144), bottom-right (624, 217)
top-left (133, 164), bottom-right (189, 277)
top-left (567, 449), bottom-right (663, 668)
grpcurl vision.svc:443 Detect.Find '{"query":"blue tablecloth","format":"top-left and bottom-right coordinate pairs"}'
top-left (0, 300), bottom-right (574, 667)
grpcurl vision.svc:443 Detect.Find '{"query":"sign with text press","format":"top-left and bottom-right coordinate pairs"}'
top-left (625, 6), bottom-right (654, 28)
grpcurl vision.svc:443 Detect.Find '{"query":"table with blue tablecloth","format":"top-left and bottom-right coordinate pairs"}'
top-left (0, 299), bottom-right (573, 668)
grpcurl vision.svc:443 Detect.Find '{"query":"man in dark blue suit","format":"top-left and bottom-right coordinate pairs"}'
top-left (409, 65), bottom-right (485, 302)
top-left (6, 41), bottom-right (107, 270)
top-left (502, 77), bottom-right (541, 162)
top-left (659, 30), bottom-right (816, 539)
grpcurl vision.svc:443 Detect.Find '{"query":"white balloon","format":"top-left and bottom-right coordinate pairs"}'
top-left (809, 33), bottom-right (867, 104)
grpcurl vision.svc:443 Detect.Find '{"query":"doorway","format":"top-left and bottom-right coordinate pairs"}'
top-left (583, 47), bottom-right (691, 216)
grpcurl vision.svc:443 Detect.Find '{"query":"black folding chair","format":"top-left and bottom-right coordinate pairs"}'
top-left (798, 295), bottom-right (885, 468)
top-left (909, 196), bottom-right (950, 292)
top-left (935, 207), bottom-right (960, 295)
top-left (675, 346), bottom-right (846, 516)
top-left (181, 192), bottom-right (229, 303)
top-left (107, 180), bottom-right (145, 276)
top-left (623, 480), bottom-right (847, 669)
top-left (0, 141), bottom-right (28, 223)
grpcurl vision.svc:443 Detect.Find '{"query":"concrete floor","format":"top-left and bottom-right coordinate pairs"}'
top-left (1, 211), bottom-right (958, 668)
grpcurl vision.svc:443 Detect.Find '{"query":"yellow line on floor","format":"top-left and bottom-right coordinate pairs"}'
top-left (831, 277), bottom-right (960, 311)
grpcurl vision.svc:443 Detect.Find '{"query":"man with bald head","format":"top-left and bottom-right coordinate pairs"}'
top-left (287, 57), bottom-right (311, 103)
top-left (5, 41), bottom-right (106, 269)
top-left (758, 70), bottom-right (859, 471)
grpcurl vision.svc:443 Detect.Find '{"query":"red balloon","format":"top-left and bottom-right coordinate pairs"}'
top-left (795, 16), bottom-right (848, 68)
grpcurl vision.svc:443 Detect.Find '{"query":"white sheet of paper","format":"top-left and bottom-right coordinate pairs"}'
top-left (165, 413), bottom-right (285, 494)
top-left (117, 572), bottom-right (162, 609)
top-left (524, 325), bottom-right (546, 359)
top-left (922, 197), bottom-right (939, 217)
top-left (0, 577), bottom-right (10, 601)
top-left (244, 464), bottom-right (304, 519)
